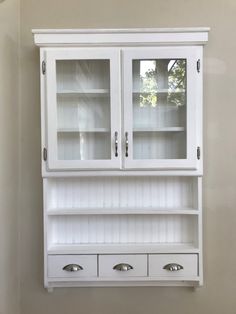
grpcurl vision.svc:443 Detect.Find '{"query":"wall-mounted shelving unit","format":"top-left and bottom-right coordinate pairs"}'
top-left (33, 27), bottom-right (209, 290)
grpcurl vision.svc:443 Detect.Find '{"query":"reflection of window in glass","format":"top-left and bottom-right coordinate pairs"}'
top-left (137, 59), bottom-right (186, 108)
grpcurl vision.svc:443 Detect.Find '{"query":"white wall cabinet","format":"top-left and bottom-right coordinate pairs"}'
top-left (43, 46), bottom-right (200, 171)
top-left (33, 28), bottom-right (209, 290)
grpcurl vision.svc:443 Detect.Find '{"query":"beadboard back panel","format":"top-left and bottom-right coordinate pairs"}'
top-left (46, 176), bottom-right (198, 211)
top-left (47, 214), bottom-right (197, 246)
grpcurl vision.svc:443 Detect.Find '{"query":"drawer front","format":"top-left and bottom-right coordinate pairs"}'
top-left (48, 255), bottom-right (97, 278)
top-left (99, 254), bottom-right (147, 277)
top-left (149, 254), bottom-right (198, 278)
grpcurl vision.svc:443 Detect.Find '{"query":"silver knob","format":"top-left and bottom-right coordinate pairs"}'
top-left (113, 263), bottom-right (133, 271)
top-left (63, 264), bottom-right (83, 272)
top-left (125, 132), bottom-right (128, 157)
top-left (163, 263), bottom-right (183, 271)
top-left (115, 131), bottom-right (118, 157)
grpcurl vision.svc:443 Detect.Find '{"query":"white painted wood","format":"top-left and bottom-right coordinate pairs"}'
top-left (197, 177), bottom-right (203, 285)
top-left (57, 88), bottom-right (109, 94)
top-left (40, 49), bottom-right (48, 190)
top-left (46, 279), bottom-right (200, 288)
top-left (32, 28), bottom-right (209, 47)
top-left (133, 127), bottom-right (185, 132)
top-left (43, 179), bottom-right (49, 288)
top-left (48, 244), bottom-right (199, 255)
top-left (195, 46), bottom-right (203, 175)
top-left (47, 214), bottom-right (197, 245)
top-left (34, 29), bottom-right (206, 288)
top-left (45, 176), bottom-right (198, 211)
top-left (48, 255), bottom-right (97, 278)
top-left (47, 287), bottom-right (54, 293)
top-left (47, 208), bottom-right (199, 216)
top-left (33, 28), bottom-right (210, 34)
top-left (149, 254), bottom-right (198, 278)
top-left (42, 170), bottom-right (203, 177)
top-left (99, 255), bottom-right (147, 277)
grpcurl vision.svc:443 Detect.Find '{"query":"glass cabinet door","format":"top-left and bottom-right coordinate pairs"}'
top-left (45, 49), bottom-right (120, 170)
top-left (123, 47), bottom-right (198, 169)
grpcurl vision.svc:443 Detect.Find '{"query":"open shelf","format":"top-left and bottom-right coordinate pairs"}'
top-left (47, 214), bottom-right (198, 248)
top-left (47, 207), bottom-right (199, 216)
top-left (46, 177), bottom-right (198, 210)
top-left (48, 243), bottom-right (199, 255)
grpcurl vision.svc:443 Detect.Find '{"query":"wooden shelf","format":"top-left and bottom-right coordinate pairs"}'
top-left (47, 207), bottom-right (199, 216)
top-left (57, 128), bottom-right (110, 133)
top-left (48, 243), bottom-right (199, 255)
top-left (57, 127), bottom-right (184, 133)
top-left (133, 89), bottom-right (185, 94)
top-left (57, 89), bottom-right (110, 95)
top-left (133, 127), bottom-right (185, 132)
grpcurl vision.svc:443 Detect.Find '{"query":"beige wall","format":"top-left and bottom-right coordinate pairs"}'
top-left (0, 0), bottom-right (19, 314)
top-left (17, 0), bottom-right (236, 313)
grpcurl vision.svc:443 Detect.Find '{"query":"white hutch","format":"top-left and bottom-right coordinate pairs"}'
top-left (33, 28), bottom-right (209, 290)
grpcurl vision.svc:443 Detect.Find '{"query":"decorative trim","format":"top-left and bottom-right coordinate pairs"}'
top-left (32, 28), bottom-right (210, 47)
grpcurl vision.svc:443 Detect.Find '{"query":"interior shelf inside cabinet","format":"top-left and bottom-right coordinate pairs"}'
top-left (133, 127), bottom-right (185, 132)
top-left (46, 176), bottom-right (199, 212)
top-left (57, 89), bottom-right (110, 94)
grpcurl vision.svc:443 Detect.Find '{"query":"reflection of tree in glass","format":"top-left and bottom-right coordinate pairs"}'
top-left (168, 59), bottom-right (186, 107)
top-left (139, 59), bottom-right (186, 107)
top-left (140, 65), bottom-right (157, 107)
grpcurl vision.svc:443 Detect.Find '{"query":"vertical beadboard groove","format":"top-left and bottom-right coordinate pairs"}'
top-left (50, 214), bottom-right (196, 245)
top-left (47, 176), bottom-right (196, 210)
top-left (47, 176), bottom-right (198, 247)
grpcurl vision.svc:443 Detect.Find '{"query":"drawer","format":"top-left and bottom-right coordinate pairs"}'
top-left (99, 254), bottom-right (147, 277)
top-left (48, 255), bottom-right (97, 278)
top-left (149, 254), bottom-right (198, 278)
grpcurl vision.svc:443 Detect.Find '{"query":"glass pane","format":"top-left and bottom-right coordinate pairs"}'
top-left (132, 59), bottom-right (186, 160)
top-left (56, 59), bottom-right (111, 160)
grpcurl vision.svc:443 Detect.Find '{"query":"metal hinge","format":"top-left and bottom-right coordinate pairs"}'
top-left (42, 61), bottom-right (46, 75)
top-left (43, 147), bottom-right (47, 161)
top-left (197, 59), bottom-right (200, 73)
top-left (197, 146), bottom-right (200, 160)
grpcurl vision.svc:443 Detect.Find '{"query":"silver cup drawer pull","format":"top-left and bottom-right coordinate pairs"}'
top-left (113, 263), bottom-right (133, 271)
top-left (163, 263), bottom-right (184, 272)
top-left (63, 264), bottom-right (83, 272)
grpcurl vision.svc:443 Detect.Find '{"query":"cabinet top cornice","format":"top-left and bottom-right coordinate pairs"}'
top-left (32, 27), bottom-right (209, 47)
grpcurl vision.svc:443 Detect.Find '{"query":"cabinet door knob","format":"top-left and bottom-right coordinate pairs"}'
top-left (115, 131), bottom-right (118, 157)
top-left (163, 263), bottom-right (184, 271)
top-left (125, 132), bottom-right (129, 157)
top-left (113, 263), bottom-right (133, 271)
top-left (63, 264), bottom-right (83, 272)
